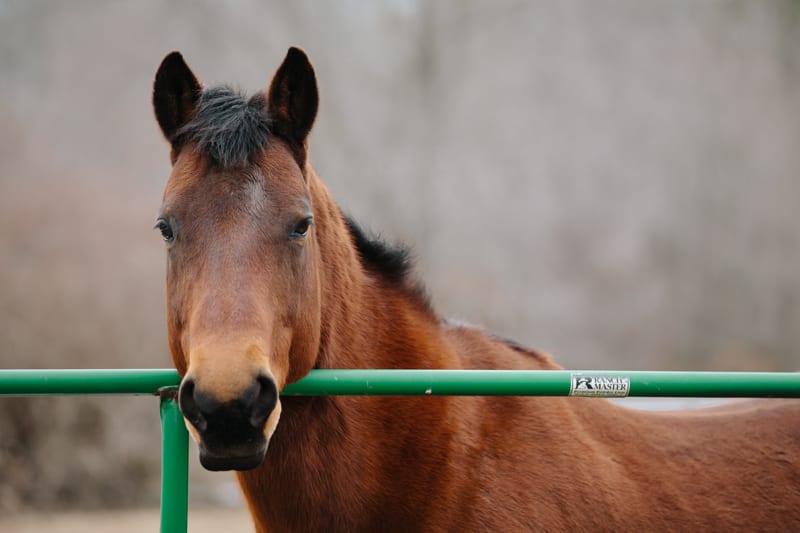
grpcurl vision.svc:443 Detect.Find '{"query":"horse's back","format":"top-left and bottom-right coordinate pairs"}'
top-left (446, 395), bottom-right (800, 530)
top-left (439, 326), bottom-right (800, 530)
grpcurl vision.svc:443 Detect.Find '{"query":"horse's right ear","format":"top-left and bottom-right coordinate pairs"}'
top-left (153, 51), bottom-right (201, 145)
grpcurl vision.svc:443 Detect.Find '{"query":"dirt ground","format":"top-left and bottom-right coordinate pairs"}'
top-left (0, 506), bottom-right (254, 533)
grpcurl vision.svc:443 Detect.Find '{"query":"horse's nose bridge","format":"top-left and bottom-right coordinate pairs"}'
top-left (191, 274), bottom-right (271, 333)
top-left (188, 227), bottom-right (276, 329)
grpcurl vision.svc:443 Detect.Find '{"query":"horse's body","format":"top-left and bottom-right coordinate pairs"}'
top-left (247, 318), bottom-right (800, 531)
top-left (152, 48), bottom-right (800, 532)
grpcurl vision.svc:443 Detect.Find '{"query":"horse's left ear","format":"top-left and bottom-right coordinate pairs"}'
top-left (267, 47), bottom-right (319, 152)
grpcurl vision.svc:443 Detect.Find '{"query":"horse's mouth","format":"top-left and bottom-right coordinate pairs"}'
top-left (197, 431), bottom-right (269, 471)
top-left (199, 444), bottom-right (267, 471)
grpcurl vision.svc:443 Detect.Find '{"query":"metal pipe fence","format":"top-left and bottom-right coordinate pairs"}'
top-left (1, 368), bottom-right (798, 532)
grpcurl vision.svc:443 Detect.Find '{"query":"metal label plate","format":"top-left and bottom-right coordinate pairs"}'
top-left (569, 373), bottom-right (630, 398)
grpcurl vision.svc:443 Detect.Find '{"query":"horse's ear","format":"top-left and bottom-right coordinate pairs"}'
top-left (267, 47), bottom-right (318, 150)
top-left (153, 51), bottom-right (202, 145)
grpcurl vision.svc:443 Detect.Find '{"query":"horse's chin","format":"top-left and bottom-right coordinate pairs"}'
top-left (199, 443), bottom-right (267, 471)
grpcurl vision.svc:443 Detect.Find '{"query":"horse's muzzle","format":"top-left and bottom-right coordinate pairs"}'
top-left (178, 373), bottom-right (278, 471)
top-left (198, 445), bottom-right (267, 472)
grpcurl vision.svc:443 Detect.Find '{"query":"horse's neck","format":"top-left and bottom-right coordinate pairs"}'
top-left (243, 169), bottom-right (562, 530)
top-left (243, 301), bottom-right (458, 531)
top-left (234, 171), bottom-right (464, 531)
top-left (316, 265), bottom-right (452, 369)
top-left (308, 169), bottom-right (456, 371)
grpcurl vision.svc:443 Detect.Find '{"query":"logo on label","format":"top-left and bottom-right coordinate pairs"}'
top-left (569, 374), bottom-right (630, 398)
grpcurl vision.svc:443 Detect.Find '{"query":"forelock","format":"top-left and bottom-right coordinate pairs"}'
top-left (174, 86), bottom-right (272, 167)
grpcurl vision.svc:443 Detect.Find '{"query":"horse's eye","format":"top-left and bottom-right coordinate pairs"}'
top-left (155, 218), bottom-right (175, 243)
top-left (291, 216), bottom-right (314, 239)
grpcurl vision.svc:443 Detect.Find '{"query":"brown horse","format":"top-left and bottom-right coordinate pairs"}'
top-left (152, 48), bottom-right (800, 532)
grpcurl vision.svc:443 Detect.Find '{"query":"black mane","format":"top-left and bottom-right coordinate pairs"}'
top-left (174, 86), bottom-right (272, 166)
top-left (344, 216), bottom-right (432, 310)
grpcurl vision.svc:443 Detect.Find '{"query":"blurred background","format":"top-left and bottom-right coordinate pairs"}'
top-left (1, 0), bottom-right (798, 522)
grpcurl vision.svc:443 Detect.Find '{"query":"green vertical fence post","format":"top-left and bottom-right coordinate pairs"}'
top-left (159, 387), bottom-right (188, 533)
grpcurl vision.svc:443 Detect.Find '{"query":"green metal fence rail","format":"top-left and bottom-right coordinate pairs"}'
top-left (1, 368), bottom-right (799, 532)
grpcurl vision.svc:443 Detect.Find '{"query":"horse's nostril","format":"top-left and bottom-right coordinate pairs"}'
top-left (178, 378), bottom-right (208, 432)
top-left (249, 375), bottom-right (278, 429)
top-left (179, 374), bottom-right (277, 433)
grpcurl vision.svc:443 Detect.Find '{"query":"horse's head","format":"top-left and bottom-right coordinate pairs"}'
top-left (152, 48), bottom-right (321, 471)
